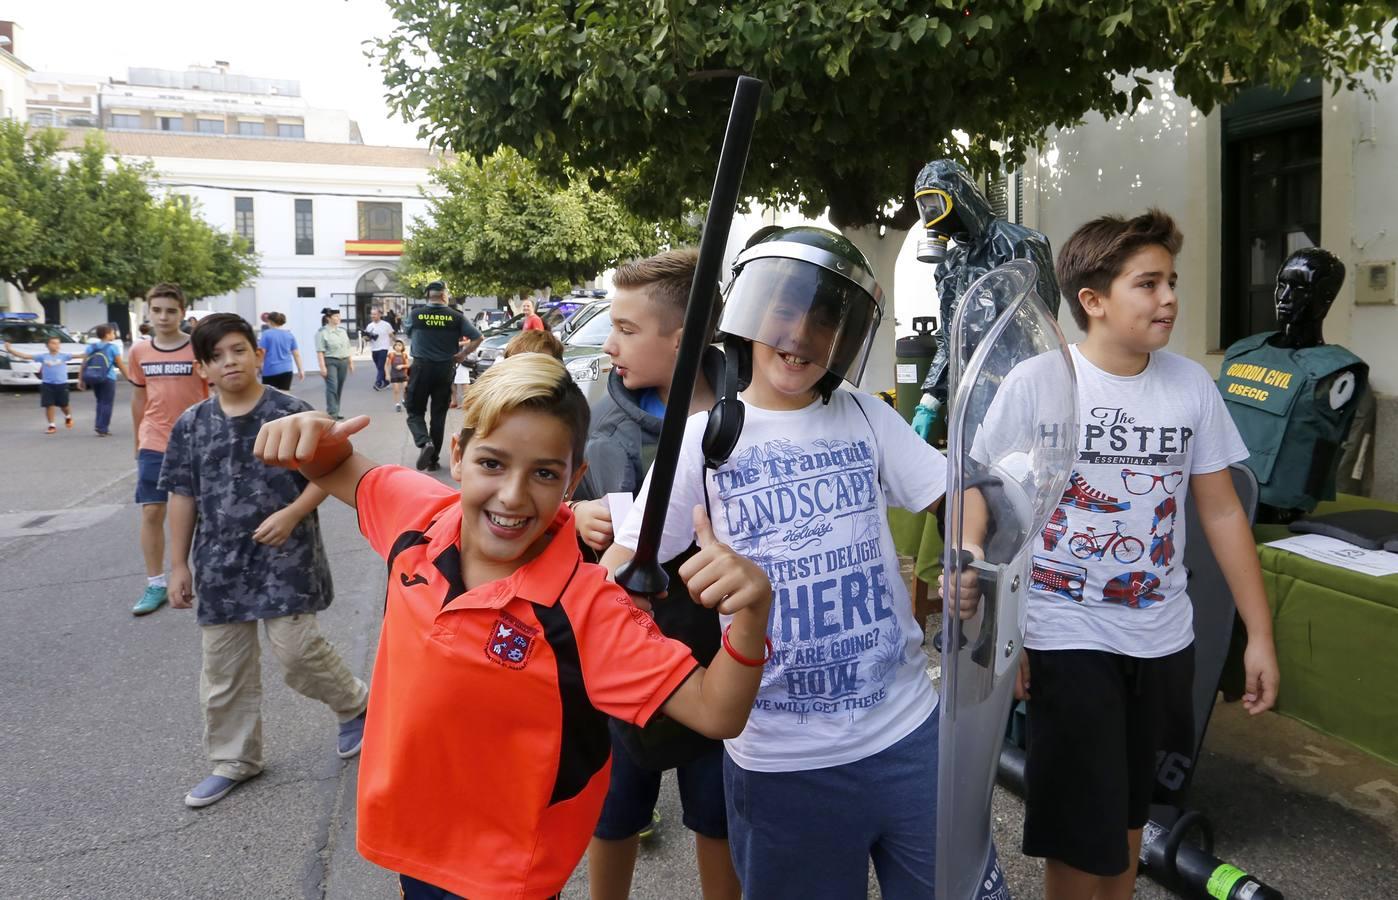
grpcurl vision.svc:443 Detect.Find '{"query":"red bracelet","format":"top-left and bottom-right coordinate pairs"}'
top-left (722, 625), bottom-right (772, 667)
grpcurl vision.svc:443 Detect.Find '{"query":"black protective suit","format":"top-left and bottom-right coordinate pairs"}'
top-left (916, 160), bottom-right (1060, 404)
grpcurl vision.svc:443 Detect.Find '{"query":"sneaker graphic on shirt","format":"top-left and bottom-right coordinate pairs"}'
top-left (1042, 507), bottom-right (1068, 551)
top-left (1059, 472), bottom-right (1131, 513)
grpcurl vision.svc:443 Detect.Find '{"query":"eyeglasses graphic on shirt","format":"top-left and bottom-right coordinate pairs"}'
top-left (1120, 469), bottom-right (1184, 496)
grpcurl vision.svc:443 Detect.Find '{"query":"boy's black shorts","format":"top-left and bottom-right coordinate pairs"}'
top-left (1021, 644), bottom-right (1195, 877)
top-left (39, 383), bottom-right (70, 408)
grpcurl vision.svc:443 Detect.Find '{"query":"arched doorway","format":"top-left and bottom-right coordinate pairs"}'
top-left (332, 268), bottom-right (407, 339)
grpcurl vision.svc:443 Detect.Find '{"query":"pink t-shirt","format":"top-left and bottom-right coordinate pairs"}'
top-left (128, 338), bottom-right (208, 452)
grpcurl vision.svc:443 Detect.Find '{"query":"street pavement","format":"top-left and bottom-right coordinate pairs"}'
top-left (1, 363), bottom-right (1395, 899)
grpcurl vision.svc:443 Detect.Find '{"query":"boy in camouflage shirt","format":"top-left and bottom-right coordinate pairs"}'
top-left (160, 314), bottom-right (369, 809)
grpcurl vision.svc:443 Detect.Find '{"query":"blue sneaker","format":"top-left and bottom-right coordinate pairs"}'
top-left (184, 773), bottom-right (254, 808)
top-left (338, 711), bottom-right (367, 758)
top-left (133, 584), bottom-right (168, 616)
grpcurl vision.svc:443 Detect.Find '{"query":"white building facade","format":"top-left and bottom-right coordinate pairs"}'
top-left (58, 129), bottom-right (442, 355)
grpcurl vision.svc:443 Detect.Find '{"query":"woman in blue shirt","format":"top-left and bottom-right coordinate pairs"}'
top-left (258, 312), bottom-right (304, 390)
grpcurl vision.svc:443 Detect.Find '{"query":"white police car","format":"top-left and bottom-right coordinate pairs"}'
top-left (0, 314), bottom-right (88, 387)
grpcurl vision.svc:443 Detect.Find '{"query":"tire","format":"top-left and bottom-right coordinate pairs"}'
top-left (1069, 535), bottom-right (1095, 560)
top-left (1113, 537), bottom-right (1145, 564)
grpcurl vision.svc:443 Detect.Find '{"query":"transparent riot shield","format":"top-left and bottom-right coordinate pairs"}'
top-left (937, 259), bottom-right (1078, 900)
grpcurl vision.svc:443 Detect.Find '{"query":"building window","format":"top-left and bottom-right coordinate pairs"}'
top-left (197, 118), bottom-right (225, 134)
top-left (357, 202), bottom-right (403, 241)
top-left (278, 122), bottom-right (305, 139)
top-left (237, 120), bottom-right (265, 137)
top-left (294, 199), bottom-right (314, 256)
top-left (110, 113), bottom-right (141, 130)
top-left (297, 286), bottom-right (316, 298)
top-left (1222, 83), bottom-right (1322, 346)
top-left (234, 196), bottom-right (255, 251)
top-left (159, 116), bottom-right (183, 132)
top-left (29, 111), bottom-right (55, 127)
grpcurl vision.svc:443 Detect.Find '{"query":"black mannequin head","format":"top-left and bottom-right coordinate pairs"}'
top-left (1273, 247), bottom-right (1345, 348)
top-left (1276, 248), bottom-right (1344, 326)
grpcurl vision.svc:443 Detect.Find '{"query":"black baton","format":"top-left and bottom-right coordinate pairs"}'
top-left (617, 75), bottom-right (764, 597)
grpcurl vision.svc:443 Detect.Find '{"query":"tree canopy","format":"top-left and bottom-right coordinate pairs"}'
top-left (81, 197), bottom-right (259, 303)
top-left (375, 0), bottom-right (1397, 230)
top-left (400, 146), bottom-right (694, 296)
top-left (0, 122), bottom-right (256, 303)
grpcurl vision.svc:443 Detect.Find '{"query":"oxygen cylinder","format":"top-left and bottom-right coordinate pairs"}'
top-left (895, 316), bottom-right (937, 422)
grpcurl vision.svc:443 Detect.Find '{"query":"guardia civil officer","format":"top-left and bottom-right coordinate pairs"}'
top-left (403, 282), bottom-right (481, 470)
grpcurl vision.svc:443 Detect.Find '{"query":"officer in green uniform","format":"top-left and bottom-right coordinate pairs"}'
top-left (403, 282), bottom-right (482, 471)
top-left (1217, 248), bottom-right (1368, 521)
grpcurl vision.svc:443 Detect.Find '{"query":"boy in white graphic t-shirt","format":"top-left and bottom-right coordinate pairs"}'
top-left (972, 210), bottom-right (1279, 900)
top-left (606, 227), bottom-right (1000, 898)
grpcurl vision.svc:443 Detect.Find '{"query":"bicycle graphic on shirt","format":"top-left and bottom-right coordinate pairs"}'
top-left (1068, 520), bottom-right (1145, 564)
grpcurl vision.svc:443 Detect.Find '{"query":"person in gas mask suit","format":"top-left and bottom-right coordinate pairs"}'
top-left (913, 159), bottom-right (1060, 437)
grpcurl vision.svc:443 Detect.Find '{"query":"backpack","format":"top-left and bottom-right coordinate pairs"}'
top-left (80, 344), bottom-right (114, 383)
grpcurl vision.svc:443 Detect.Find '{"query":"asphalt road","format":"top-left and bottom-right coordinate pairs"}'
top-left (0, 365), bottom-right (1394, 899)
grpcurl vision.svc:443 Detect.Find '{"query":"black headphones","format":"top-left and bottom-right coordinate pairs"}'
top-left (701, 336), bottom-right (750, 468)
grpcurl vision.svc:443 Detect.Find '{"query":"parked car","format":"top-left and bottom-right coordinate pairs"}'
top-left (472, 309), bottom-right (511, 332)
top-left (559, 301), bottom-right (614, 404)
top-left (0, 315), bottom-right (88, 387)
top-left (471, 300), bottom-right (588, 375)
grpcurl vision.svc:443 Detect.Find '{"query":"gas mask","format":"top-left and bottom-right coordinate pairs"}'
top-left (915, 187), bottom-right (958, 263)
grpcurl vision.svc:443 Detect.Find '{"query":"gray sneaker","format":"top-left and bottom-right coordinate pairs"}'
top-left (338, 711), bottom-right (367, 758)
top-left (184, 772), bottom-right (256, 808)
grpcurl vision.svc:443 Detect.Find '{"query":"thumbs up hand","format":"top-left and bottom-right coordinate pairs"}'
top-left (678, 506), bottom-right (772, 616)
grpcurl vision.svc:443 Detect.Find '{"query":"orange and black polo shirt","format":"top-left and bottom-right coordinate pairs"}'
top-left (354, 465), bottom-right (698, 900)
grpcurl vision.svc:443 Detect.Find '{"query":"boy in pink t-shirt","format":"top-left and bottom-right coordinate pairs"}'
top-left (129, 283), bottom-right (209, 616)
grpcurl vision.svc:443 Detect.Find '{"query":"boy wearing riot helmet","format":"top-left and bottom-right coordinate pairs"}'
top-left (968, 210), bottom-right (1279, 900)
top-left (603, 226), bottom-right (993, 897)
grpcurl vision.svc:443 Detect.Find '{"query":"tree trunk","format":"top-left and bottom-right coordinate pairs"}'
top-left (840, 225), bottom-right (913, 395)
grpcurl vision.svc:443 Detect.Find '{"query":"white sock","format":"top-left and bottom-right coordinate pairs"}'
top-left (149, 574), bottom-right (167, 588)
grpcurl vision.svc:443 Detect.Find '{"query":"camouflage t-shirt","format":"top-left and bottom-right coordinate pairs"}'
top-left (159, 389), bottom-right (334, 625)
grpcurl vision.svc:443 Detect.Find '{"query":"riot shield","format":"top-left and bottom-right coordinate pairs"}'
top-left (937, 260), bottom-right (1078, 900)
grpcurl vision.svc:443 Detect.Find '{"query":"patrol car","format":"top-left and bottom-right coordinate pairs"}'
top-left (0, 314), bottom-right (88, 387)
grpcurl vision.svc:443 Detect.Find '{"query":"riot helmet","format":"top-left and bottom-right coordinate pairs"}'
top-left (702, 227), bottom-right (884, 467)
top-left (717, 226), bottom-right (885, 388)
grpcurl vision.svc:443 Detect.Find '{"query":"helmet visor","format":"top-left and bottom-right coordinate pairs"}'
top-left (718, 257), bottom-right (881, 385)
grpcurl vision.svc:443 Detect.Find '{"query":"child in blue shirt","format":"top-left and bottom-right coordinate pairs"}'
top-left (5, 336), bottom-right (74, 433)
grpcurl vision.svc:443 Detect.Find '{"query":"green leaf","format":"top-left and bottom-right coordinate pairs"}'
top-left (935, 20), bottom-right (953, 47)
top-left (907, 16), bottom-right (927, 44)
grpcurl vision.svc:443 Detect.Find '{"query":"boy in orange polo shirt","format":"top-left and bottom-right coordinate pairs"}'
top-left (254, 352), bottom-right (772, 900)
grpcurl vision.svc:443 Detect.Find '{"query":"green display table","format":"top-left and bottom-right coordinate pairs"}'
top-left (1252, 494), bottom-right (1398, 766)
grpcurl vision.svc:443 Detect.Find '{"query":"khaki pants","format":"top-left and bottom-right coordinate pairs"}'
top-left (200, 614), bottom-right (368, 780)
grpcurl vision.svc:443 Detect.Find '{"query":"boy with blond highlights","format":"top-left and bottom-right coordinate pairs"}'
top-left (971, 209), bottom-right (1279, 900)
top-left (253, 353), bottom-right (773, 900)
